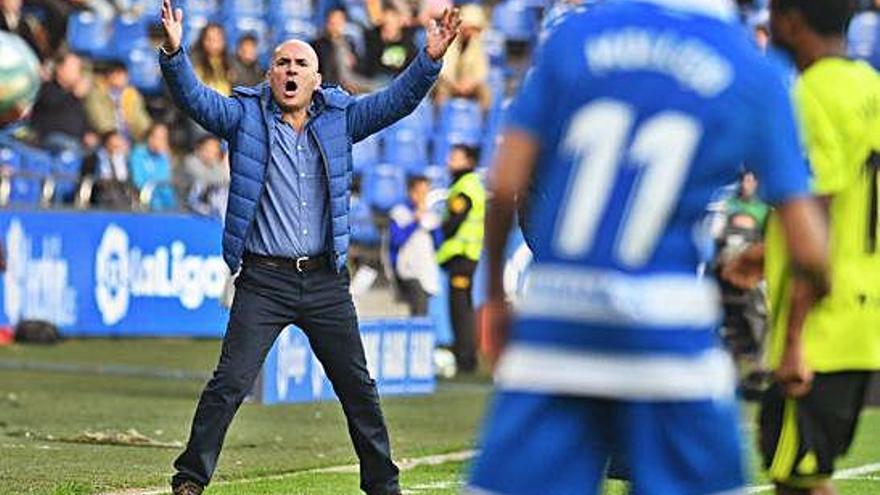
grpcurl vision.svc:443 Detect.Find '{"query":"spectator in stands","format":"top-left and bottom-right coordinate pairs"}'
top-left (184, 134), bottom-right (229, 216)
top-left (0, 0), bottom-right (51, 60)
top-left (725, 171), bottom-right (769, 231)
top-left (81, 130), bottom-right (135, 209)
top-left (358, 2), bottom-right (418, 81)
top-left (229, 33), bottom-right (264, 87)
top-left (433, 4), bottom-right (491, 111)
top-left (389, 175), bottom-right (441, 316)
top-left (437, 144), bottom-right (484, 374)
top-left (130, 122), bottom-right (177, 211)
top-left (84, 60), bottom-right (153, 143)
top-left (190, 23), bottom-right (232, 95)
top-left (30, 51), bottom-right (94, 154)
top-left (312, 8), bottom-right (368, 93)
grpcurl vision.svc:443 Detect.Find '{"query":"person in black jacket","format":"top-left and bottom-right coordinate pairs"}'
top-left (30, 51), bottom-right (94, 154)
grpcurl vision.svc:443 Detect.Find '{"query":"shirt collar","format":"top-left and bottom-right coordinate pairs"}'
top-left (629, 0), bottom-right (737, 22)
top-left (268, 95), bottom-right (319, 122)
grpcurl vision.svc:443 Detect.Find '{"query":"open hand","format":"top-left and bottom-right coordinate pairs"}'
top-left (426, 8), bottom-right (462, 61)
top-left (160, 0), bottom-right (184, 54)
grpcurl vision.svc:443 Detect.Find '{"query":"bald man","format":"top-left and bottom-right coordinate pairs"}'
top-left (159, 1), bottom-right (461, 494)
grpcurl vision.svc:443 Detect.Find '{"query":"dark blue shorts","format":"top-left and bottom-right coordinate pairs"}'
top-left (468, 390), bottom-right (745, 495)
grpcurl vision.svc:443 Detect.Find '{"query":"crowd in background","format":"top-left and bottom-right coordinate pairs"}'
top-left (3, 0), bottom-right (880, 270)
top-left (0, 0), bottom-right (534, 216)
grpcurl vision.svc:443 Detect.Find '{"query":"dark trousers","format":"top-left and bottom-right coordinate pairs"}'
top-left (172, 260), bottom-right (400, 495)
top-left (396, 277), bottom-right (429, 316)
top-left (444, 257), bottom-right (478, 373)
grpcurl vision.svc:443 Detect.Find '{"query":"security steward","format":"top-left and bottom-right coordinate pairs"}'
top-left (437, 144), bottom-right (485, 374)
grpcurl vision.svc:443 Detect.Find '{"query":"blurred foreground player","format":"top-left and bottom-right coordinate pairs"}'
top-left (469, 1), bottom-right (830, 494)
top-left (726, 1), bottom-right (880, 494)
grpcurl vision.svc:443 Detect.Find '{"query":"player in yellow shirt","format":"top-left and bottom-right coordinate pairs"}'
top-left (727, 1), bottom-right (880, 494)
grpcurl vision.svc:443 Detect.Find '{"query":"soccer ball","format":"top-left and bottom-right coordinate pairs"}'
top-left (433, 348), bottom-right (457, 379)
top-left (0, 32), bottom-right (40, 127)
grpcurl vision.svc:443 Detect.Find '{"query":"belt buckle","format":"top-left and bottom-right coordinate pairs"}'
top-left (295, 256), bottom-right (308, 272)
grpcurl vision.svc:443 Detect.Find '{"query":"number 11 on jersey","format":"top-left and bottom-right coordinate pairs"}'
top-left (554, 99), bottom-right (703, 267)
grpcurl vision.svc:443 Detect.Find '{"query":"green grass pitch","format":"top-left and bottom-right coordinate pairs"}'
top-left (1, 339), bottom-right (878, 495)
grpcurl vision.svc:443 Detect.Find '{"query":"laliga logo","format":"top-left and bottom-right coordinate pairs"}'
top-left (94, 224), bottom-right (228, 325)
top-left (94, 224), bottom-right (130, 326)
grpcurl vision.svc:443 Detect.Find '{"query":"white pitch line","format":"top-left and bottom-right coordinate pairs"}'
top-left (100, 450), bottom-right (476, 495)
top-left (747, 462), bottom-right (880, 494)
top-left (97, 453), bottom-right (880, 495)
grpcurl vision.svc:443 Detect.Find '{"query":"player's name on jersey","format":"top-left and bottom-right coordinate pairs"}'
top-left (585, 28), bottom-right (733, 97)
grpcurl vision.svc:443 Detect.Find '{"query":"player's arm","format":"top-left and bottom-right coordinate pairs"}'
top-left (775, 196), bottom-right (830, 397)
top-left (483, 130), bottom-right (539, 366)
top-left (481, 28), bottom-right (556, 367)
top-left (737, 67), bottom-right (831, 396)
top-left (486, 131), bottom-right (539, 302)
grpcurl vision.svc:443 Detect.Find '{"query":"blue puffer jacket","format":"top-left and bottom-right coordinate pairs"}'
top-left (159, 47), bottom-right (441, 272)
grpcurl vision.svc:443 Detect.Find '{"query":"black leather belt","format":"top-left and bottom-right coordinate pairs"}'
top-left (242, 252), bottom-right (329, 273)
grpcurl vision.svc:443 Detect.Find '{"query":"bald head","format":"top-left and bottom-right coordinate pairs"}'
top-left (267, 38), bottom-right (322, 114)
top-left (272, 39), bottom-right (319, 69)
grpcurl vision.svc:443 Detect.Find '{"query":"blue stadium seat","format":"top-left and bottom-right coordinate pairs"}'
top-left (104, 15), bottom-right (149, 59)
top-left (350, 194), bottom-right (381, 246)
top-left (411, 99), bottom-right (435, 134)
top-left (480, 99), bottom-right (507, 168)
top-left (363, 163), bottom-right (406, 213)
top-left (22, 149), bottom-right (53, 175)
top-left (272, 17), bottom-right (318, 44)
top-left (268, 0), bottom-right (313, 21)
top-left (133, 0), bottom-right (164, 17)
top-left (423, 164), bottom-right (449, 190)
top-left (491, 0), bottom-right (539, 42)
top-left (127, 43), bottom-right (164, 95)
top-left (352, 132), bottom-right (381, 174)
top-left (438, 98), bottom-right (483, 145)
top-left (222, 0), bottom-right (265, 17)
top-left (67, 11), bottom-right (110, 57)
top-left (52, 151), bottom-right (82, 205)
top-left (224, 16), bottom-right (268, 51)
top-left (53, 150), bottom-right (82, 176)
top-left (382, 124), bottom-right (429, 175)
top-left (8, 175), bottom-right (43, 206)
top-left (0, 143), bottom-right (22, 171)
top-left (383, 127), bottom-right (428, 174)
top-left (521, 0), bottom-right (547, 8)
top-left (182, 0), bottom-right (220, 16)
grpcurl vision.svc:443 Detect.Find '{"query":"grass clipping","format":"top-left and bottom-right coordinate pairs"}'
top-left (10, 429), bottom-right (183, 448)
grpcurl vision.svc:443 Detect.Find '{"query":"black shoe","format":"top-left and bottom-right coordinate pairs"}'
top-left (172, 480), bottom-right (204, 495)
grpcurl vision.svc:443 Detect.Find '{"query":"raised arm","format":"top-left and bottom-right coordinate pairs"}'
top-left (347, 9), bottom-right (461, 143)
top-left (158, 0), bottom-right (242, 139)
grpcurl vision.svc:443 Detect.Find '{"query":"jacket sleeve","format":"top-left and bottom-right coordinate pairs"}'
top-left (159, 48), bottom-right (244, 140)
top-left (347, 48), bottom-right (442, 143)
